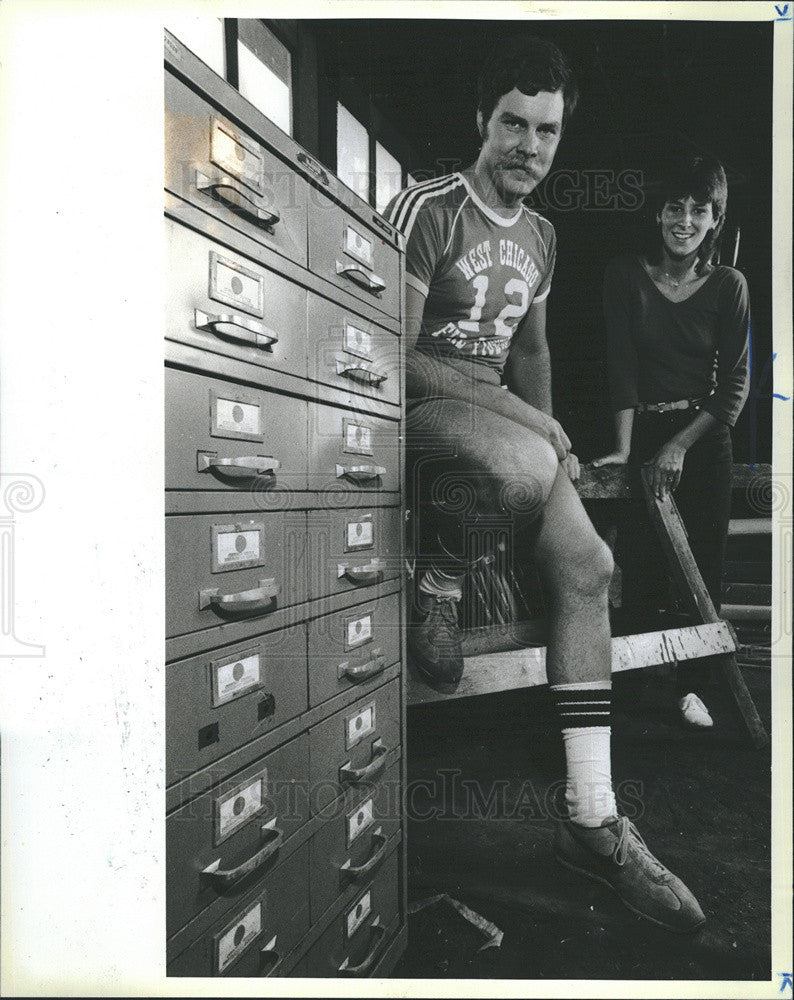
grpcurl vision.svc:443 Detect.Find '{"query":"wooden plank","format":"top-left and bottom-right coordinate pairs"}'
top-left (407, 621), bottom-right (736, 706)
top-left (728, 518), bottom-right (772, 536)
top-left (640, 470), bottom-right (769, 748)
top-left (574, 463), bottom-right (771, 501)
top-left (721, 604), bottom-right (772, 623)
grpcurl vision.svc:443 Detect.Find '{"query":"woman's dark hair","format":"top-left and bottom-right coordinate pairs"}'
top-left (478, 36), bottom-right (579, 133)
top-left (648, 153), bottom-right (728, 271)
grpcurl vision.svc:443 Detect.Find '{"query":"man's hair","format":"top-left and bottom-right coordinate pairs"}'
top-left (477, 35), bottom-right (579, 132)
top-left (650, 153), bottom-right (728, 269)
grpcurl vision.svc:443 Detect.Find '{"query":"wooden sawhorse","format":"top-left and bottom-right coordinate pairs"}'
top-left (407, 463), bottom-right (770, 750)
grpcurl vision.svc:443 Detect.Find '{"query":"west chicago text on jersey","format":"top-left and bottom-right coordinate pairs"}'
top-left (454, 238), bottom-right (540, 287)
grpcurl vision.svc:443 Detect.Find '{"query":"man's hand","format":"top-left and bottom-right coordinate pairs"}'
top-left (591, 450), bottom-right (630, 468)
top-left (646, 441), bottom-right (686, 500)
top-left (538, 414), bottom-right (572, 462)
top-left (562, 452), bottom-right (581, 481)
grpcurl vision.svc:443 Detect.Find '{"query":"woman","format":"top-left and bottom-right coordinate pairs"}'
top-left (593, 153), bottom-right (750, 727)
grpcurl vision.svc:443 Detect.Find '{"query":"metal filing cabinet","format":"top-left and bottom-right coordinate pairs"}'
top-left (165, 30), bottom-right (407, 978)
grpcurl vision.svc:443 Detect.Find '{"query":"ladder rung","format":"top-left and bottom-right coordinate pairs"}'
top-left (720, 604), bottom-right (772, 623)
top-left (408, 621), bottom-right (736, 705)
top-left (728, 518), bottom-right (772, 535)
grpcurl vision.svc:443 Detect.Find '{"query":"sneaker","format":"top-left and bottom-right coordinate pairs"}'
top-left (407, 592), bottom-right (464, 693)
top-left (678, 692), bottom-right (714, 728)
top-left (553, 815), bottom-right (706, 934)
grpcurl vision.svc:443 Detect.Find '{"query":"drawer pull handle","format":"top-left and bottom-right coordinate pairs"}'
top-left (336, 464), bottom-right (386, 484)
top-left (194, 309), bottom-right (278, 350)
top-left (340, 739), bottom-right (388, 785)
top-left (341, 831), bottom-right (388, 884)
top-left (336, 262), bottom-right (386, 295)
top-left (338, 916), bottom-right (385, 976)
top-left (197, 453), bottom-right (280, 479)
top-left (201, 826), bottom-right (283, 891)
top-left (259, 935), bottom-right (281, 976)
top-left (340, 560), bottom-right (384, 585)
top-left (199, 579), bottom-right (279, 613)
top-left (297, 151), bottom-right (330, 186)
top-left (341, 656), bottom-right (386, 683)
top-left (336, 361), bottom-right (387, 386)
top-left (195, 171), bottom-right (280, 229)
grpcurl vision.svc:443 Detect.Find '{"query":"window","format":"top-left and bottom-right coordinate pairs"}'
top-left (336, 103), bottom-right (370, 203)
top-left (375, 142), bottom-right (402, 213)
top-left (164, 16), bottom-right (225, 77)
top-left (237, 21), bottom-right (292, 135)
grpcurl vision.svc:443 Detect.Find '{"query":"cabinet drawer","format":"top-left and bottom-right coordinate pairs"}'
top-left (165, 217), bottom-right (307, 379)
top-left (165, 511), bottom-right (306, 639)
top-left (308, 196), bottom-right (400, 320)
top-left (307, 294), bottom-right (400, 407)
top-left (166, 624), bottom-right (308, 785)
top-left (309, 757), bottom-right (401, 922)
top-left (166, 733), bottom-right (310, 937)
top-left (165, 72), bottom-right (308, 267)
top-left (307, 594), bottom-right (401, 708)
top-left (307, 403), bottom-right (401, 493)
top-left (298, 847), bottom-right (400, 977)
top-left (306, 507), bottom-right (402, 600)
top-left (165, 367), bottom-right (308, 492)
top-left (168, 841), bottom-right (310, 977)
top-left (309, 678), bottom-right (401, 814)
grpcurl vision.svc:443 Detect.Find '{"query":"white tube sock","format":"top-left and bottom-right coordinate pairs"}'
top-left (550, 680), bottom-right (617, 827)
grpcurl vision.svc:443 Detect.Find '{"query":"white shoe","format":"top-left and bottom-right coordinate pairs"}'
top-left (678, 692), bottom-right (714, 728)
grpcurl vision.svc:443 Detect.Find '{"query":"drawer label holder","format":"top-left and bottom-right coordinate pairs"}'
top-left (344, 611), bottom-right (374, 650)
top-left (211, 523), bottom-right (266, 573)
top-left (215, 770), bottom-right (268, 843)
top-left (345, 700), bottom-right (376, 749)
top-left (345, 516), bottom-right (374, 551)
top-left (347, 797), bottom-right (375, 845)
top-left (346, 889), bottom-right (372, 940)
top-left (210, 117), bottom-right (265, 195)
top-left (342, 419), bottom-right (374, 457)
top-left (211, 647), bottom-right (264, 707)
top-left (214, 895), bottom-right (265, 974)
top-left (208, 251), bottom-right (265, 317)
top-left (342, 319), bottom-right (373, 360)
top-left (211, 389), bottom-right (265, 442)
top-left (343, 225), bottom-right (374, 268)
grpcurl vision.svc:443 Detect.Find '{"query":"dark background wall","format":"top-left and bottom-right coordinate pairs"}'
top-left (304, 18), bottom-right (774, 463)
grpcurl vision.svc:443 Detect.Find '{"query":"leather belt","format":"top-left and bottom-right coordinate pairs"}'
top-left (635, 397), bottom-right (705, 413)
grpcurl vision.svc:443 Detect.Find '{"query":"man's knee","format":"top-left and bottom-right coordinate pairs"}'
top-left (545, 534), bottom-right (614, 599)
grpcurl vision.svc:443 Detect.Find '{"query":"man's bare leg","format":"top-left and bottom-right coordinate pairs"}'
top-left (532, 466), bottom-right (705, 933)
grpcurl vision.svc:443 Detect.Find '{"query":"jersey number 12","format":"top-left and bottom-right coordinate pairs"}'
top-left (458, 276), bottom-right (530, 337)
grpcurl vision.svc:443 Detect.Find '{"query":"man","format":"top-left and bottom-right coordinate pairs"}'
top-left (385, 35), bottom-right (705, 933)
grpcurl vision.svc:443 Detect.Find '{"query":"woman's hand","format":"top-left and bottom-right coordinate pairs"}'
top-left (591, 451), bottom-right (630, 468)
top-left (646, 441), bottom-right (687, 499)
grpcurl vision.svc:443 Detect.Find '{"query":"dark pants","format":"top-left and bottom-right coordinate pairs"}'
top-left (617, 410), bottom-right (733, 695)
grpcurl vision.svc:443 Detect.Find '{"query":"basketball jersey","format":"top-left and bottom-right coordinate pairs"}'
top-left (384, 172), bottom-right (556, 371)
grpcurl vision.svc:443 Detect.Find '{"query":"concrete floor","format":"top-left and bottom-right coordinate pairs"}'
top-left (392, 664), bottom-right (772, 980)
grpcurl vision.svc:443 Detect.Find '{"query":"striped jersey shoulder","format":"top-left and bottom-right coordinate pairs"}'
top-left (521, 205), bottom-right (556, 255)
top-left (384, 174), bottom-right (467, 239)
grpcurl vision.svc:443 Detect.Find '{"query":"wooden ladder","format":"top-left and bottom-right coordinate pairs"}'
top-left (407, 463), bottom-right (771, 750)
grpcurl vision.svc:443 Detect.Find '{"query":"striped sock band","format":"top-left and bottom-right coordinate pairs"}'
top-left (550, 680), bottom-right (617, 827)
